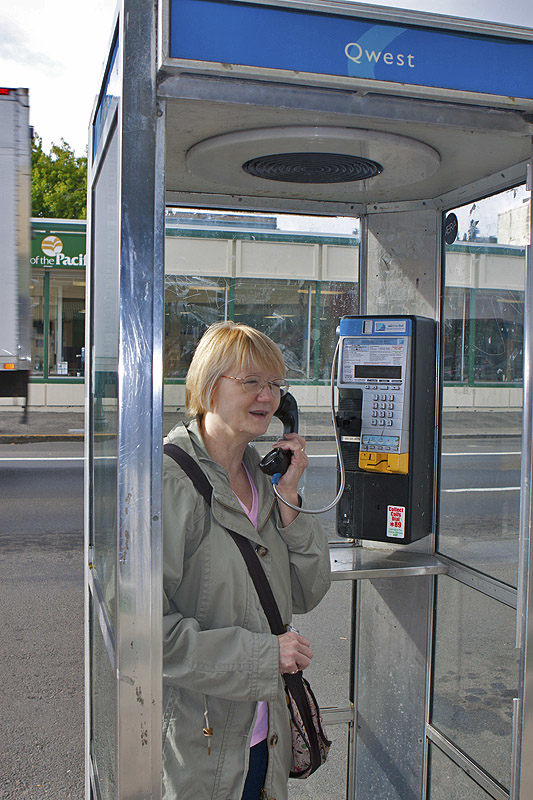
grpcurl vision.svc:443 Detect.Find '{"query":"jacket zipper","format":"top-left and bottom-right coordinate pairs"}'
top-left (202, 695), bottom-right (213, 754)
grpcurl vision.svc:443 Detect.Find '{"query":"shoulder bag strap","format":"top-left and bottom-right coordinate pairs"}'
top-left (164, 442), bottom-right (285, 634)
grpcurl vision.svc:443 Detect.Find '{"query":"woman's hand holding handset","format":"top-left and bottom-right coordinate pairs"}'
top-left (273, 433), bottom-right (309, 486)
top-left (271, 433), bottom-right (309, 524)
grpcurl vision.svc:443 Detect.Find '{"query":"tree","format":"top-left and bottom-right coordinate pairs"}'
top-left (31, 134), bottom-right (87, 219)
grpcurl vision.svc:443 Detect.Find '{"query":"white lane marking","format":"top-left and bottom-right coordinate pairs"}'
top-left (443, 486), bottom-right (519, 493)
top-left (0, 450), bottom-right (521, 462)
top-left (306, 452), bottom-right (521, 459)
top-left (443, 451), bottom-right (520, 457)
top-left (0, 456), bottom-right (84, 462)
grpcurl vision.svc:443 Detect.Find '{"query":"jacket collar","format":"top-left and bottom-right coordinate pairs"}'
top-left (166, 418), bottom-right (277, 538)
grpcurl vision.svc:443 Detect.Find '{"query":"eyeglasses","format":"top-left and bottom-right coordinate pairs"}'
top-left (220, 374), bottom-right (289, 397)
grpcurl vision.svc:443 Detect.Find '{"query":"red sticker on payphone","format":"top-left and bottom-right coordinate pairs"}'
top-left (387, 505), bottom-right (405, 538)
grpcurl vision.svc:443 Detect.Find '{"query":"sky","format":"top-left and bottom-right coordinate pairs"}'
top-left (1, 0), bottom-right (532, 158)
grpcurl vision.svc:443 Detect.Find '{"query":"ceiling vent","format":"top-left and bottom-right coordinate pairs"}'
top-left (186, 127), bottom-right (440, 194)
top-left (241, 152), bottom-right (383, 183)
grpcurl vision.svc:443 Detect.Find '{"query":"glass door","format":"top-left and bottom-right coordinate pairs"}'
top-left (428, 185), bottom-right (530, 799)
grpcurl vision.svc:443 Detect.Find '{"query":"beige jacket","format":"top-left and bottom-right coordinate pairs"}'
top-left (162, 419), bottom-right (331, 800)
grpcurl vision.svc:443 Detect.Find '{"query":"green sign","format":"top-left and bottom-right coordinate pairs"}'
top-left (31, 229), bottom-right (86, 269)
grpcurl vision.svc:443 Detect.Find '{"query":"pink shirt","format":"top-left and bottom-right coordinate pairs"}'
top-left (235, 463), bottom-right (269, 747)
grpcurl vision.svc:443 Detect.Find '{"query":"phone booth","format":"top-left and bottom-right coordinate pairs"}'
top-left (85, 1), bottom-right (533, 798)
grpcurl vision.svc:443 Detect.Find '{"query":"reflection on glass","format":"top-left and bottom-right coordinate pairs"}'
top-left (443, 186), bottom-right (526, 388)
top-left (431, 577), bottom-right (518, 790)
top-left (439, 445), bottom-right (520, 585)
top-left (234, 279), bottom-right (313, 380)
top-left (318, 281), bottom-right (357, 380)
top-left (89, 127), bottom-right (119, 796)
top-left (472, 289), bottom-right (523, 384)
top-left (428, 743), bottom-right (491, 800)
top-left (162, 276), bottom-right (358, 384)
top-left (439, 188), bottom-right (525, 585)
top-left (164, 276), bottom-right (227, 377)
top-left (91, 128), bottom-right (119, 612)
top-left (30, 273), bottom-right (44, 374)
top-left (91, 618), bottom-right (116, 799)
top-left (288, 724), bottom-right (348, 800)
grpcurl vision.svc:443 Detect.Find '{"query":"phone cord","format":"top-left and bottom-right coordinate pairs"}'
top-left (272, 338), bottom-right (345, 515)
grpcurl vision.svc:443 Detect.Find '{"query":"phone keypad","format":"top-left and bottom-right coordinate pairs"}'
top-left (363, 383), bottom-right (404, 451)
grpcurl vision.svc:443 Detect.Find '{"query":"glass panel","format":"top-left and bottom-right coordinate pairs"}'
top-left (91, 128), bottom-right (119, 603)
top-left (438, 444), bottom-right (520, 585)
top-left (443, 287), bottom-right (468, 383)
top-left (439, 187), bottom-right (526, 585)
top-left (89, 126), bottom-right (119, 795)
top-left (443, 186), bottom-right (527, 388)
top-left (29, 271), bottom-right (45, 375)
top-left (161, 211), bottom-right (357, 798)
top-left (288, 724), bottom-right (348, 800)
top-left (431, 576), bottom-right (518, 789)
top-left (472, 289), bottom-right (523, 384)
top-left (48, 270), bottom-right (86, 376)
top-left (234, 279), bottom-right (313, 380)
top-left (317, 281), bottom-right (358, 380)
top-left (90, 607), bottom-right (116, 799)
top-left (428, 743), bottom-right (493, 800)
top-left (164, 275), bottom-right (227, 378)
top-left (293, 581), bottom-right (352, 708)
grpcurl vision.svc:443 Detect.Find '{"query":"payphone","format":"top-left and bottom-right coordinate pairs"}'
top-left (336, 315), bottom-right (436, 544)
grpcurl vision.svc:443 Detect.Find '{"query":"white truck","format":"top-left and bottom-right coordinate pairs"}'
top-left (0, 87), bottom-right (31, 420)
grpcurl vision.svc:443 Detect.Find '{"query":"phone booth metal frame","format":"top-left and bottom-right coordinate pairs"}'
top-left (85, 1), bottom-right (533, 797)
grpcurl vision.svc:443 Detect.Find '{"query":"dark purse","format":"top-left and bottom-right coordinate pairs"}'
top-left (164, 443), bottom-right (331, 779)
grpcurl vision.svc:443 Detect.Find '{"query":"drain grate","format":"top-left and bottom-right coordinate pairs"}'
top-left (242, 152), bottom-right (383, 183)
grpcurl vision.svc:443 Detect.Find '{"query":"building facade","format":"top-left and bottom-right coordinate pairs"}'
top-left (15, 215), bottom-right (525, 412)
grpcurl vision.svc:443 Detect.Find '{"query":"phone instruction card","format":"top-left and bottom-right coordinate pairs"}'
top-left (387, 505), bottom-right (406, 538)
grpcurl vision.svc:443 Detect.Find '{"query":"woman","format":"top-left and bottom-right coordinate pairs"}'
top-left (162, 322), bottom-right (331, 800)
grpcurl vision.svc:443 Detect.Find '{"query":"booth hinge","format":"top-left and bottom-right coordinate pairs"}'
top-left (527, 163), bottom-right (532, 192)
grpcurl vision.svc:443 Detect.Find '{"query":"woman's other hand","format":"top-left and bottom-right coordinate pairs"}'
top-left (277, 631), bottom-right (313, 674)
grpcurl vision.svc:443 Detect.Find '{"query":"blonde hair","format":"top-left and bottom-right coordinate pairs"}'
top-left (186, 322), bottom-right (286, 417)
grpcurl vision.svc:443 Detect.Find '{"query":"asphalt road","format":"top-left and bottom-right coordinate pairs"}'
top-left (0, 437), bottom-right (521, 798)
top-left (0, 442), bottom-right (85, 799)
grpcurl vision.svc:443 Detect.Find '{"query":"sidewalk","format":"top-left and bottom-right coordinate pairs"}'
top-left (0, 408), bottom-right (523, 443)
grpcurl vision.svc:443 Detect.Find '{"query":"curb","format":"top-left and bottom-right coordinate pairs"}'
top-left (0, 434), bottom-right (85, 444)
top-left (0, 432), bottom-right (522, 444)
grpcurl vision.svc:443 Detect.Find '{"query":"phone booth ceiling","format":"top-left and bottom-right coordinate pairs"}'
top-left (156, 0), bottom-right (533, 211)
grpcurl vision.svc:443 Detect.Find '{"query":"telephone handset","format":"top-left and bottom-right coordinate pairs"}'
top-left (259, 392), bottom-right (299, 477)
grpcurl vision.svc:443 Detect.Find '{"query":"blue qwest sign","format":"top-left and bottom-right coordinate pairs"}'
top-left (169, 0), bottom-right (533, 100)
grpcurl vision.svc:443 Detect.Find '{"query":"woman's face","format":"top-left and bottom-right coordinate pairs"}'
top-left (209, 364), bottom-right (283, 440)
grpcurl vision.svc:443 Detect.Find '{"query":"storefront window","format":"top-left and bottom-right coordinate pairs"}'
top-left (48, 270), bottom-right (86, 376)
top-left (163, 275), bottom-right (358, 383)
top-left (318, 281), bottom-right (358, 380)
top-left (30, 272), bottom-right (45, 375)
top-left (164, 276), bottom-right (228, 378)
top-left (234, 278), bottom-right (313, 380)
top-left (472, 289), bottom-right (523, 383)
top-left (443, 189), bottom-right (526, 388)
top-left (442, 285), bottom-right (524, 385)
top-left (443, 288), bottom-right (468, 383)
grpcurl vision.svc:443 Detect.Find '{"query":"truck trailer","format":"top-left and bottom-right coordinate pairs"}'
top-left (0, 87), bottom-right (31, 421)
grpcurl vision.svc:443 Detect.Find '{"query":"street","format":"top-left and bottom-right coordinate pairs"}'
top-left (0, 436), bottom-right (521, 798)
top-left (0, 442), bottom-right (84, 799)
